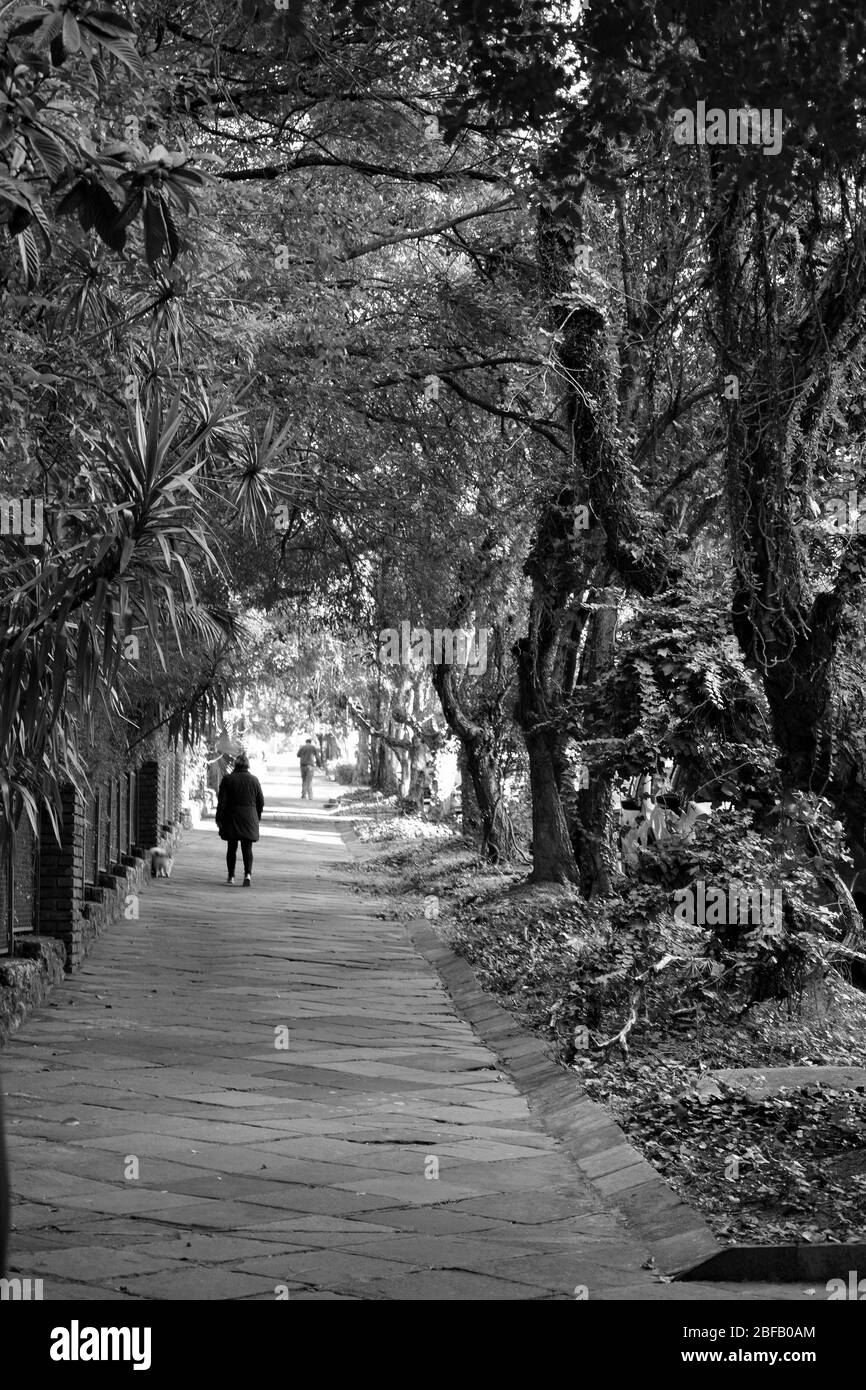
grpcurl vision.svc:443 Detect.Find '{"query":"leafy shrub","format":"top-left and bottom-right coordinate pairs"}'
top-left (635, 802), bottom-right (844, 1008)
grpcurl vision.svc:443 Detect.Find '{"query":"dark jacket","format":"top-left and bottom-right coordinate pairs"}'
top-left (216, 768), bottom-right (264, 841)
top-left (297, 742), bottom-right (321, 769)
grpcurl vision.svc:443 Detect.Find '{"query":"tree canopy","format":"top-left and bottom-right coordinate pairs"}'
top-left (2, 0), bottom-right (866, 1010)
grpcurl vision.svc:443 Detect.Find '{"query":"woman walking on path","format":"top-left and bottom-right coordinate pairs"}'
top-left (216, 751), bottom-right (264, 886)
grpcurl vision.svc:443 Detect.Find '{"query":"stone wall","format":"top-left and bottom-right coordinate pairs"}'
top-left (80, 850), bottom-right (150, 961)
top-left (0, 937), bottom-right (67, 1045)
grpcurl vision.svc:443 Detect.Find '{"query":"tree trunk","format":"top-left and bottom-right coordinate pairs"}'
top-left (514, 613), bottom-right (580, 884)
top-left (370, 734), bottom-right (387, 790)
top-left (523, 725), bottom-right (579, 883)
top-left (407, 734), bottom-right (428, 810)
top-left (511, 197), bottom-right (677, 887)
top-left (708, 163), bottom-right (866, 886)
top-left (458, 745), bottom-right (482, 839)
top-left (354, 723), bottom-right (369, 784)
top-left (431, 661), bottom-right (516, 863)
top-left (397, 729), bottom-right (411, 799)
top-left (573, 587), bottom-right (623, 898)
top-left (575, 776), bottom-right (621, 898)
top-left (381, 728), bottom-right (400, 793)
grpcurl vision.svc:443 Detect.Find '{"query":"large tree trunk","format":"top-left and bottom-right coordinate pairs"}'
top-left (573, 587), bottom-right (623, 897)
top-left (381, 725), bottom-right (401, 793)
top-left (458, 744), bottom-right (482, 839)
top-left (396, 721), bottom-right (411, 799)
top-left (432, 660), bottom-right (516, 863)
top-left (522, 723), bottom-right (579, 883)
top-left (513, 197), bottom-right (678, 888)
top-left (406, 733), bottom-right (428, 809)
top-left (575, 777), bottom-right (621, 898)
top-left (708, 163), bottom-right (866, 871)
top-left (354, 722), bottom-right (369, 783)
top-left (514, 618), bottom-right (581, 882)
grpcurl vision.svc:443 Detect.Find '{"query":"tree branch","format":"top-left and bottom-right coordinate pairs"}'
top-left (344, 198), bottom-right (518, 260)
top-left (219, 157), bottom-right (503, 186)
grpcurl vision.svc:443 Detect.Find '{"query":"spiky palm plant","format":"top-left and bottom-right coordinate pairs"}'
top-left (0, 384), bottom-right (236, 852)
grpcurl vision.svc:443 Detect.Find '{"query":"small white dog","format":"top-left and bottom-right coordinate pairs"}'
top-left (149, 847), bottom-right (174, 879)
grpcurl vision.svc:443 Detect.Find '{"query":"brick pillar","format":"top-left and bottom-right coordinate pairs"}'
top-left (38, 784), bottom-right (85, 970)
top-left (163, 748), bottom-right (172, 831)
top-left (160, 746), bottom-right (173, 834)
top-left (173, 744), bottom-right (184, 822)
top-left (137, 760), bottom-right (160, 849)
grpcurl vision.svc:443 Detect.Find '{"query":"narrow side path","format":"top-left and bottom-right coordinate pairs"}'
top-left (2, 795), bottom-right (810, 1300)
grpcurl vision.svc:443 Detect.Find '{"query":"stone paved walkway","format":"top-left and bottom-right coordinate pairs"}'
top-left (1, 776), bottom-right (817, 1300)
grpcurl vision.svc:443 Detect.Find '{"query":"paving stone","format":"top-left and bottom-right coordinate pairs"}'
top-left (360, 1268), bottom-right (549, 1300)
top-left (447, 1192), bottom-right (600, 1224)
top-left (119, 1268), bottom-right (278, 1299)
top-left (339, 1233), bottom-right (558, 1266)
top-left (231, 1249), bottom-right (409, 1287)
top-left (12, 1244), bottom-right (179, 1280)
top-left (240, 1216), bottom-right (399, 1241)
top-left (40, 1280), bottom-right (148, 1301)
top-left (0, 786), bottom-right (750, 1300)
top-left (341, 1206), bottom-right (500, 1235)
top-left (134, 1234), bottom-right (316, 1263)
top-left (332, 1176), bottom-right (490, 1204)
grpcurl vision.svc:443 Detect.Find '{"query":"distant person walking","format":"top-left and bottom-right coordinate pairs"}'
top-left (216, 751), bottom-right (264, 886)
top-left (297, 736), bottom-right (321, 800)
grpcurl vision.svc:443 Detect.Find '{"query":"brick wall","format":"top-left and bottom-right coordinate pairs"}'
top-left (37, 783), bottom-right (86, 969)
top-left (137, 760), bottom-right (161, 849)
top-left (173, 744), bottom-right (184, 823)
top-left (32, 737), bottom-right (184, 973)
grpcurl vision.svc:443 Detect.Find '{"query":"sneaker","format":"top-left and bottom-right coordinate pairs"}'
top-left (226, 876), bottom-right (235, 886)
top-left (243, 874), bottom-right (251, 887)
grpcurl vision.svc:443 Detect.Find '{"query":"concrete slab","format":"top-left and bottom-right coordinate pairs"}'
top-left (712, 1065), bottom-right (866, 1098)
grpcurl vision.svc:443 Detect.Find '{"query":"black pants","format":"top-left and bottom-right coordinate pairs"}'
top-left (226, 838), bottom-right (253, 877)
